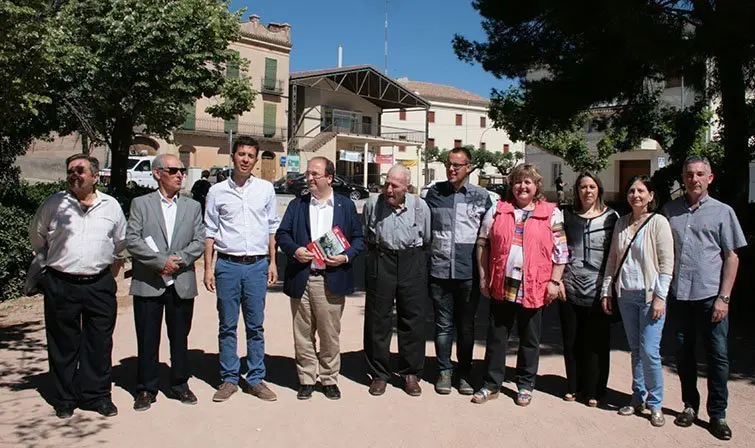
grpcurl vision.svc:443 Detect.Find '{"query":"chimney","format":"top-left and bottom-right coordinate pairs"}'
top-left (338, 45), bottom-right (343, 68)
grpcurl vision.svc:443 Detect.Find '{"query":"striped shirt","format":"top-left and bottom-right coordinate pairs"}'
top-left (425, 181), bottom-right (492, 280)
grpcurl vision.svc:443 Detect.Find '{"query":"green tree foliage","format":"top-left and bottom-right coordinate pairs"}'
top-left (426, 145), bottom-right (522, 177)
top-left (48, 0), bottom-right (256, 198)
top-left (454, 0), bottom-right (755, 210)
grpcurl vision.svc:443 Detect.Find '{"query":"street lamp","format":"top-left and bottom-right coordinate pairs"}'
top-left (479, 126), bottom-right (494, 148)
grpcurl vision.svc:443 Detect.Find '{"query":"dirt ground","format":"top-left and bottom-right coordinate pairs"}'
top-left (1, 266), bottom-right (754, 448)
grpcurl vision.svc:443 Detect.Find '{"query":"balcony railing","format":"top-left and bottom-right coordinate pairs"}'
top-left (179, 118), bottom-right (286, 140)
top-left (319, 121), bottom-right (424, 143)
top-left (260, 77), bottom-right (285, 95)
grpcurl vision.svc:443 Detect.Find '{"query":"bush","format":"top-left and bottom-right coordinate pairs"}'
top-left (0, 205), bottom-right (34, 301)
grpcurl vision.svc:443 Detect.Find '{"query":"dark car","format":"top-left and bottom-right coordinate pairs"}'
top-left (273, 173), bottom-right (301, 194)
top-left (485, 182), bottom-right (508, 198)
top-left (288, 174), bottom-right (369, 201)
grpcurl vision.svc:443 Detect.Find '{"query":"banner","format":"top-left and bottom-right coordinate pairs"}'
top-left (376, 154), bottom-right (393, 165)
top-left (399, 159), bottom-right (418, 168)
top-left (286, 154), bottom-right (300, 172)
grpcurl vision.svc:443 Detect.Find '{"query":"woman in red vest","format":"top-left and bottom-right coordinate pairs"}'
top-left (472, 164), bottom-right (569, 406)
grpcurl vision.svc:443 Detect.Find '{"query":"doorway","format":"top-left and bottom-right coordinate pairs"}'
top-left (618, 160), bottom-right (651, 196)
top-left (260, 151), bottom-right (277, 182)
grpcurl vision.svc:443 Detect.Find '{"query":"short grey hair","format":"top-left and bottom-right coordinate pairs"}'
top-left (387, 164), bottom-right (411, 185)
top-left (682, 155), bottom-right (712, 173)
top-left (152, 153), bottom-right (180, 180)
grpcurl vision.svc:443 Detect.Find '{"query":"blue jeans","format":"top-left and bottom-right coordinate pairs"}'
top-left (215, 257), bottom-right (269, 386)
top-left (617, 289), bottom-right (666, 410)
top-left (670, 296), bottom-right (729, 419)
top-left (429, 277), bottom-right (480, 376)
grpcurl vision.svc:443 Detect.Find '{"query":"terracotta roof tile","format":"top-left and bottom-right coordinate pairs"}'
top-left (400, 80), bottom-right (488, 106)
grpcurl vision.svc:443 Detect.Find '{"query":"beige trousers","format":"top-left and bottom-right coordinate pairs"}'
top-left (290, 275), bottom-right (345, 385)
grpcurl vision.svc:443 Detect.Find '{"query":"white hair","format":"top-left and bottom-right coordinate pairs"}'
top-left (387, 164), bottom-right (411, 185)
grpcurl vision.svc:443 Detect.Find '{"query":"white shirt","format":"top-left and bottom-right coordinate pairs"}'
top-left (619, 227), bottom-right (647, 291)
top-left (159, 191), bottom-right (178, 286)
top-left (29, 190), bottom-right (127, 275)
top-left (309, 191), bottom-right (334, 269)
top-left (205, 176), bottom-right (279, 256)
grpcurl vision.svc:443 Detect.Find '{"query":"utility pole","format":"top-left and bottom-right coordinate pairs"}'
top-left (384, 0), bottom-right (388, 75)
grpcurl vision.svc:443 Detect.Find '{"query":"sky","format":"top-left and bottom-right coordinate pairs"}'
top-left (232, 0), bottom-right (515, 98)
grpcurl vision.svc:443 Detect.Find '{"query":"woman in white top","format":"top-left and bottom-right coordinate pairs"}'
top-left (601, 175), bottom-right (674, 427)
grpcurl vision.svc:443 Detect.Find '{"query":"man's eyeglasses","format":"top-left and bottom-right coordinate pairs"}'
top-left (445, 161), bottom-right (470, 170)
top-left (160, 167), bottom-right (187, 175)
top-left (66, 166), bottom-right (86, 176)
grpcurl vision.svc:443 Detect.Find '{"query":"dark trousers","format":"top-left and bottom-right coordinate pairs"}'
top-left (558, 300), bottom-right (610, 399)
top-left (364, 248), bottom-right (428, 380)
top-left (482, 300), bottom-right (542, 392)
top-left (429, 277), bottom-right (480, 376)
top-left (133, 286), bottom-right (195, 394)
top-left (671, 296), bottom-right (729, 419)
top-left (42, 270), bottom-right (117, 409)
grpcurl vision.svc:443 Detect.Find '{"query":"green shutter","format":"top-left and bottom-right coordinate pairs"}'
top-left (181, 101), bottom-right (196, 130)
top-left (227, 50), bottom-right (240, 79)
top-left (264, 58), bottom-right (277, 90)
top-left (224, 116), bottom-right (238, 133)
top-left (263, 103), bottom-right (276, 137)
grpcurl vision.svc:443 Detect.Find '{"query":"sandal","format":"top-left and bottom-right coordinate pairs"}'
top-left (515, 389), bottom-right (533, 407)
top-left (471, 388), bottom-right (499, 404)
top-left (563, 393), bottom-right (577, 402)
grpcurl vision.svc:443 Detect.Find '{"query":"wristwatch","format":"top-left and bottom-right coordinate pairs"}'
top-left (718, 295), bottom-right (730, 304)
top-left (548, 279), bottom-right (561, 287)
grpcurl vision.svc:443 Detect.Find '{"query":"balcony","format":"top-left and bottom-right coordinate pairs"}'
top-left (260, 77), bottom-right (285, 95)
top-left (320, 121), bottom-right (424, 143)
top-left (178, 118), bottom-right (286, 142)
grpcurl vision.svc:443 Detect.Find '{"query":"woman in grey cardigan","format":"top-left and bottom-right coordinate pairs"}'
top-left (601, 175), bottom-right (674, 427)
top-left (560, 172), bottom-right (618, 407)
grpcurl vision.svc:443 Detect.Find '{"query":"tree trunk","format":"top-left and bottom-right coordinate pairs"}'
top-left (108, 119), bottom-right (133, 200)
top-left (716, 54), bottom-right (749, 217)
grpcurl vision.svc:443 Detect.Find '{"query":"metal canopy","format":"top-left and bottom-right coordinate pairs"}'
top-left (290, 65), bottom-right (430, 110)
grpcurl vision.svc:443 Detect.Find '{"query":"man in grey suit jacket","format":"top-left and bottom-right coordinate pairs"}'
top-left (126, 154), bottom-right (205, 411)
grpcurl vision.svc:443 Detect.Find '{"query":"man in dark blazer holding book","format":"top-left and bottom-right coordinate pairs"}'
top-left (276, 157), bottom-right (364, 401)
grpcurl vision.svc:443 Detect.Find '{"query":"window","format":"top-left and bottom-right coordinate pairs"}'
top-left (399, 109), bottom-right (406, 121)
top-left (136, 161), bottom-right (151, 172)
top-left (263, 103), bottom-right (277, 137)
top-left (480, 142), bottom-right (486, 150)
top-left (263, 58), bottom-right (278, 91)
top-left (227, 50), bottom-right (240, 78)
top-left (427, 111), bottom-right (435, 123)
top-left (455, 114), bottom-right (463, 126)
top-left (181, 101), bottom-right (196, 130)
top-left (665, 76), bottom-right (682, 88)
top-left (361, 116), bottom-right (372, 134)
top-left (480, 116), bottom-right (486, 128)
top-left (454, 139), bottom-right (462, 148)
top-left (423, 168), bottom-right (436, 182)
top-left (398, 145), bottom-right (406, 152)
top-left (503, 143), bottom-right (510, 153)
top-left (427, 138), bottom-right (435, 149)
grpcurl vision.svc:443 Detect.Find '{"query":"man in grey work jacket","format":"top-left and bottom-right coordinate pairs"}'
top-left (424, 147), bottom-right (492, 395)
top-left (363, 164), bottom-right (431, 397)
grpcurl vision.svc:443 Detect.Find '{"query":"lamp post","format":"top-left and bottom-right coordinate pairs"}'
top-left (479, 126), bottom-right (494, 148)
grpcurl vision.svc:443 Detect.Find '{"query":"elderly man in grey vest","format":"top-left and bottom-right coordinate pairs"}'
top-left (126, 153), bottom-right (205, 411)
top-left (363, 164), bottom-right (431, 397)
top-left (662, 156), bottom-right (747, 441)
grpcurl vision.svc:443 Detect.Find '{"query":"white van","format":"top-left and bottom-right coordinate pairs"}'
top-left (99, 156), bottom-right (158, 189)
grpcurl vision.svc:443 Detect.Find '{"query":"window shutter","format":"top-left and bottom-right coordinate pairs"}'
top-left (227, 50), bottom-right (240, 78)
top-left (224, 116), bottom-right (238, 133)
top-left (264, 58), bottom-right (278, 90)
top-left (182, 101), bottom-right (196, 130)
top-left (264, 103), bottom-right (277, 137)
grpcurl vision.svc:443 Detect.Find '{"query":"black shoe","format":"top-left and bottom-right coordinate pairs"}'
top-left (54, 406), bottom-right (74, 419)
top-left (322, 384), bottom-right (341, 400)
top-left (84, 399), bottom-right (118, 417)
top-left (710, 418), bottom-right (732, 441)
top-left (133, 391), bottom-right (156, 411)
top-left (674, 407), bottom-right (696, 428)
top-left (171, 388), bottom-right (198, 405)
top-left (297, 384), bottom-right (315, 400)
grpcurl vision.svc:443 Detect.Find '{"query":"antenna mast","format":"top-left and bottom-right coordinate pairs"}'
top-left (384, 0), bottom-right (388, 75)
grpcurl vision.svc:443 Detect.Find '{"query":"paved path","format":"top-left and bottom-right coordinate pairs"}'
top-left (1, 269), bottom-right (754, 447)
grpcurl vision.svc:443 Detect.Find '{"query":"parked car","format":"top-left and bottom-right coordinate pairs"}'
top-left (208, 166), bottom-right (232, 184)
top-left (288, 174), bottom-right (369, 201)
top-left (99, 156), bottom-right (157, 189)
top-left (273, 173), bottom-right (301, 194)
top-left (485, 182), bottom-right (508, 199)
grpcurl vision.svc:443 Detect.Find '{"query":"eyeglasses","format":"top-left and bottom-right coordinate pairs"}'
top-left (66, 166), bottom-right (86, 176)
top-left (445, 161), bottom-right (469, 170)
top-left (160, 167), bottom-right (187, 175)
top-left (304, 171), bottom-right (327, 180)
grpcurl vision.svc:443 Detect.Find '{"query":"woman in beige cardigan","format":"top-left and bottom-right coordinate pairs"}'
top-left (601, 175), bottom-right (674, 427)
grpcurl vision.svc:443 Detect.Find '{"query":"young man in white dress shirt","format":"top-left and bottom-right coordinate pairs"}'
top-left (29, 154), bottom-right (126, 419)
top-left (203, 136), bottom-right (280, 403)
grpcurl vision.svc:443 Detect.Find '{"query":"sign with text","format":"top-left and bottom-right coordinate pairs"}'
top-left (376, 154), bottom-right (394, 165)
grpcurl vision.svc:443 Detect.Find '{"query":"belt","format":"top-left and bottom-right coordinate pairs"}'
top-left (48, 268), bottom-right (109, 284)
top-left (368, 244), bottom-right (423, 257)
top-left (217, 253), bottom-right (268, 264)
top-left (309, 270), bottom-right (325, 277)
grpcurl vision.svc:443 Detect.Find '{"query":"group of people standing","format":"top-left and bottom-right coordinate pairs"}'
top-left (29, 139), bottom-right (744, 441)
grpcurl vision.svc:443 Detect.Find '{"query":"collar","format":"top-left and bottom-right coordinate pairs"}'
top-left (310, 191), bottom-right (334, 207)
top-left (684, 192), bottom-right (709, 210)
top-left (380, 193), bottom-right (409, 213)
top-left (67, 189), bottom-right (102, 205)
top-left (446, 180), bottom-right (470, 193)
top-left (229, 175), bottom-right (253, 189)
top-left (158, 190), bottom-right (179, 205)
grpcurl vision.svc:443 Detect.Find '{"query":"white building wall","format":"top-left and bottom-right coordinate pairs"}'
top-left (297, 87), bottom-right (382, 144)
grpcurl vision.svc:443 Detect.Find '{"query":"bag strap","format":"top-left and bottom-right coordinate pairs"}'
top-left (613, 212), bottom-right (657, 277)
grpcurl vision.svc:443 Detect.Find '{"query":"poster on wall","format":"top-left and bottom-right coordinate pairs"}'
top-left (286, 154), bottom-right (300, 172)
top-left (376, 154), bottom-right (393, 165)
